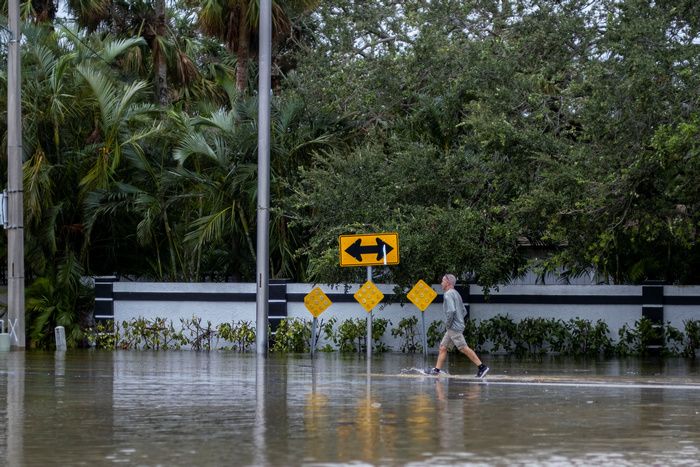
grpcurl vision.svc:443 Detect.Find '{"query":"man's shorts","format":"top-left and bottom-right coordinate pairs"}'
top-left (439, 329), bottom-right (468, 350)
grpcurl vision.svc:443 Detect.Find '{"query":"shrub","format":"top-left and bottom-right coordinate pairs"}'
top-left (481, 314), bottom-right (517, 354)
top-left (109, 317), bottom-right (187, 350)
top-left (616, 317), bottom-right (674, 356)
top-left (271, 318), bottom-right (311, 353)
top-left (86, 320), bottom-right (116, 350)
top-left (513, 317), bottom-right (566, 356)
top-left (217, 320), bottom-right (255, 352)
top-left (427, 320), bottom-right (445, 348)
top-left (391, 315), bottom-right (422, 353)
top-left (683, 320), bottom-right (700, 358)
top-left (564, 318), bottom-right (613, 356)
top-left (181, 316), bottom-right (215, 350)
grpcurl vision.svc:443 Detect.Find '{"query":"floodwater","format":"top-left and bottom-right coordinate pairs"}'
top-left (1, 352), bottom-right (700, 466)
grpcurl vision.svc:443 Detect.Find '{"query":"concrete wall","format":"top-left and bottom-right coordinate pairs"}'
top-left (663, 285), bottom-right (700, 330)
top-left (98, 279), bottom-right (700, 351)
top-left (113, 282), bottom-right (256, 325)
top-left (469, 285), bottom-right (641, 334)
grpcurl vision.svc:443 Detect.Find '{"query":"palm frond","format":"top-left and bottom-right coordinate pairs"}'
top-left (83, 188), bottom-right (133, 236)
top-left (100, 37), bottom-right (147, 63)
top-left (185, 208), bottom-right (233, 248)
top-left (23, 150), bottom-right (54, 226)
top-left (115, 81), bottom-right (152, 124)
top-left (57, 251), bottom-right (84, 292)
top-left (195, 107), bottom-right (237, 132)
top-left (28, 44), bottom-right (57, 79)
top-left (76, 64), bottom-right (119, 128)
top-left (174, 132), bottom-right (220, 165)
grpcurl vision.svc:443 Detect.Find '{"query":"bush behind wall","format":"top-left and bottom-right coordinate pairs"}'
top-left (85, 315), bottom-right (700, 358)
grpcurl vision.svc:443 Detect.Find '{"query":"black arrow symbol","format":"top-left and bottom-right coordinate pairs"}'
top-left (345, 238), bottom-right (394, 262)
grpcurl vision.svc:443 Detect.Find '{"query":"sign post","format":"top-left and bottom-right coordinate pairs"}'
top-left (366, 266), bottom-right (372, 357)
top-left (341, 232), bottom-right (397, 359)
top-left (407, 280), bottom-right (438, 358)
top-left (353, 272), bottom-right (384, 357)
top-left (303, 287), bottom-right (332, 357)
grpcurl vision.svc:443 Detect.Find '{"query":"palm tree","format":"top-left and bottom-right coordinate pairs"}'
top-left (73, 50), bottom-right (161, 191)
top-left (8, 24), bottom-right (93, 278)
top-left (26, 251), bottom-right (94, 348)
top-left (62, 0), bottom-right (197, 106)
top-left (170, 106), bottom-right (257, 279)
top-left (82, 110), bottom-right (195, 281)
top-left (197, 0), bottom-right (318, 94)
top-left (172, 95), bottom-right (342, 280)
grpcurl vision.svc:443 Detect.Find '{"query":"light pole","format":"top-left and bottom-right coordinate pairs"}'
top-left (256, 0), bottom-right (271, 355)
top-left (6, 0), bottom-right (25, 349)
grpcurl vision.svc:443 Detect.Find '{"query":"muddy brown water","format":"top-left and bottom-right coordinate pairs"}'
top-left (1, 351), bottom-right (699, 466)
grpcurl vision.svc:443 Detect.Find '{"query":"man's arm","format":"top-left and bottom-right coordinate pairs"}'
top-left (444, 292), bottom-right (457, 329)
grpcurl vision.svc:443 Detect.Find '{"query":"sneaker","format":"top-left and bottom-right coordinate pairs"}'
top-left (426, 367), bottom-right (442, 375)
top-left (476, 364), bottom-right (490, 379)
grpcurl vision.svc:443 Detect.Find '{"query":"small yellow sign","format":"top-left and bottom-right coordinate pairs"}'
top-left (339, 232), bottom-right (399, 267)
top-left (354, 280), bottom-right (384, 312)
top-left (304, 287), bottom-right (332, 318)
top-left (407, 280), bottom-right (438, 312)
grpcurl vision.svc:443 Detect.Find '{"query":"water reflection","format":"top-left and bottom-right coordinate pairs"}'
top-left (0, 352), bottom-right (699, 465)
top-left (254, 355), bottom-right (267, 466)
top-left (3, 353), bottom-right (24, 467)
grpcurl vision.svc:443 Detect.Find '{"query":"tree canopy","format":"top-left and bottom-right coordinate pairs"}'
top-left (1, 0), bottom-right (700, 345)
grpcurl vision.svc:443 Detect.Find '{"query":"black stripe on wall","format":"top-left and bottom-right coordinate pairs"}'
top-left (114, 292), bottom-right (256, 302)
top-left (467, 295), bottom-right (642, 305)
top-left (664, 296), bottom-right (700, 305)
top-left (109, 289), bottom-right (700, 306)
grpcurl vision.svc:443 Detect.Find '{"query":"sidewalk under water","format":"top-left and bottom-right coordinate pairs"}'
top-left (1, 351), bottom-right (699, 465)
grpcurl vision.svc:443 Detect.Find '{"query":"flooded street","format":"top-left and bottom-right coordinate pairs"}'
top-left (1, 351), bottom-right (700, 466)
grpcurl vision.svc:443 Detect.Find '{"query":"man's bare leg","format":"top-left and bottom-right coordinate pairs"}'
top-left (434, 346), bottom-right (448, 370)
top-left (459, 345), bottom-right (482, 367)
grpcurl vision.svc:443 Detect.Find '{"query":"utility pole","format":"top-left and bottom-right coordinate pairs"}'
top-left (256, 0), bottom-right (271, 355)
top-left (7, 0), bottom-right (25, 349)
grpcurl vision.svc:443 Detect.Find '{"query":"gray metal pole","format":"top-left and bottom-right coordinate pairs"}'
top-left (255, 0), bottom-right (272, 355)
top-left (366, 266), bottom-right (372, 358)
top-left (311, 317), bottom-right (317, 357)
top-left (421, 311), bottom-right (428, 358)
top-left (7, 0), bottom-right (25, 349)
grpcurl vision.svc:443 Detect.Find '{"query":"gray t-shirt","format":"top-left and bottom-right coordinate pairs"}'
top-left (443, 288), bottom-right (466, 332)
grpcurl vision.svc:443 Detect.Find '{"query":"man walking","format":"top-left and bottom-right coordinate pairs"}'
top-left (429, 274), bottom-right (489, 378)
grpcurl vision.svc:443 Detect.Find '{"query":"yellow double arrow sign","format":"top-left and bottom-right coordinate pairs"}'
top-left (338, 232), bottom-right (400, 267)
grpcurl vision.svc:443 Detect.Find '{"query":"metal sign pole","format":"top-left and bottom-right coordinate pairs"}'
top-left (407, 279), bottom-right (437, 361)
top-left (311, 316), bottom-right (317, 357)
top-left (366, 266), bottom-right (372, 358)
top-left (304, 287), bottom-right (332, 357)
top-left (421, 311), bottom-right (428, 358)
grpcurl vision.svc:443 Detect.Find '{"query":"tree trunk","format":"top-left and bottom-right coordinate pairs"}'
top-left (235, 3), bottom-right (250, 94)
top-left (154, 0), bottom-right (169, 106)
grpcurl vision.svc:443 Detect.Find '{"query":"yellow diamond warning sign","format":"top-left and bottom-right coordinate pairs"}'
top-left (304, 287), bottom-right (332, 318)
top-left (339, 232), bottom-right (399, 267)
top-left (407, 280), bottom-right (437, 312)
top-left (354, 280), bottom-right (384, 312)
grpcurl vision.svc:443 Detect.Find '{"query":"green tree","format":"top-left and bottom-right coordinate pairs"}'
top-left (171, 95), bottom-right (341, 280)
top-left (196, 0), bottom-right (318, 94)
top-left (26, 252), bottom-right (94, 348)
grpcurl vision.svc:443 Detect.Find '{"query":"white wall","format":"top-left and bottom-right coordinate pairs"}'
top-left (113, 282), bottom-right (256, 327)
top-left (106, 282), bottom-right (700, 351)
top-left (664, 285), bottom-right (700, 331)
top-left (470, 285), bottom-right (641, 335)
